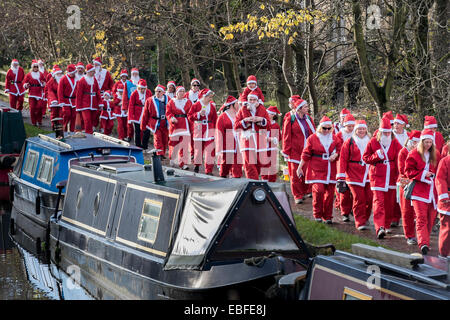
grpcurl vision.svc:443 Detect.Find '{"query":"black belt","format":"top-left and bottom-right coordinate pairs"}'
top-left (312, 153), bottom-right (330, 160)
top-left (350, 160), bottom-right (365, 165)
top-left (152, 116), bottom-right (166, 120)
top-left (195, 120), bottom-right (211, 124)
top-left (375, 159), bottom-right (394, 165)
top-left (64, 95), bottom-right (75, 99)
top-left (30, 84), bottom-right (42, 87)
top-left (174, 114), bottom-right (187, 118)
top-left (83, 92), bottom-right (96, 96)
top-left (10, 81), bottom-right (21, 84)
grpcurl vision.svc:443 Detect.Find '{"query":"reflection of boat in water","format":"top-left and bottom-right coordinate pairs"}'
top-left (49, 153), bottom-right (312, 300)
top-left (9, 132), bottom-right (144, 258)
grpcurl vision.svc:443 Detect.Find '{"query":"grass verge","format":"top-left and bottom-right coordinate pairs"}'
top-left (24, 123), bottom-right (52, 137)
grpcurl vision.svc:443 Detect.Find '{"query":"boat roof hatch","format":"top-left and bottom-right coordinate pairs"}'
top-left (99, 162), bottom-right (144, 173)
top-left (164, 179), bottom-right (311, 271)
top-left (0, 107), bottom-right (26, 154)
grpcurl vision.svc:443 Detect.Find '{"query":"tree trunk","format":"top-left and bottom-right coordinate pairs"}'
top-left (304, 0), bottom-right (319, 120)
top-left (157, 38), bottom-right (166, 85)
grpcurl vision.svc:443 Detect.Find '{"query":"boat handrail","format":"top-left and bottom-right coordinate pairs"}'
top-left (38, 134), bottom-right (72, 150)
top-left (93, 132), bottom-right (130, 147)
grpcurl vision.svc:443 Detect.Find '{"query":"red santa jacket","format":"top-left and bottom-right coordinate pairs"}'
top-left (405, 148), bottom-right (441, 205)
top-left (141, 95), bottom-right (169, 133)
top-left (434, 131), bottom-right (445, 154)
top-left (241, 86), bottom-right (265, 105)
top-left (100, 98), bottom-right (116, 120)
top-left (397, 146), bottom-right (411, 184)
top-left (216, 111), bottom-right (240, 164)
top-left (442, 143), bottom-right (449, 158)
top-left (23, 71), bottom-right (46, 100)
top-left (234, 104), bottom-right (271, 152)
top-left (41, 70), bottom-right (50, 100)
top-left (166, 98), bottom-right (192, 137)
top-left (281, 111), bottom-right (316, 163)
top-left (362, 137), bottom-right (403, 191)
top-left (46, 77), bottom-right (59, 107)
top-left (267, 121), bottom-right (281, 152)
top-left (58, 75), bottom-right (77, 108)
top-left (112, 80), bottom-right (126, 104)
top-left (337, 136), bottom-right (370, 187)
top-left (436, 155), bottom-right (450, 216)
top-left (75, 76), bottom-right (102, 112)
top-left (95, 68), bottom-right (114, 93)
top-left (128, 89), bottom-right (152, 124)
top-left (5, 67), bottom-right (25, 96)
top-left (302, 133), bottom-right (342, 184)
top-left (188, 100), bottom-right (218, 142)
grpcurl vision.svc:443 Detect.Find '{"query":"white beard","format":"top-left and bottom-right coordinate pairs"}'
top-left (75, 73), bottom-right (83, 82)
top-left (394, 131), bottom-right (408, 147)
top-left (10, 65), bottom-right (18, 74)
top-left (39, 66), bottom-right (45, 73)
top-left (353, 135), bottom-right (370, 157)
top-left (54, 74), bottom-right (62, 83)
top-left (341, 130), bottom-right (353, 142)
top-left (174, 98), bottom-right (187, 111)
top-left (247, 102), bottom-right (257, 114)
top-left (138, 91), bottom-right (146, 104)
top-left (84, 75), bottom-right (94, 86)
top-left (95, 65), bottom-right (101, 74)
top-left (31, 71), bottom-right (41, 80)
top-left (317, 132), bottom-right (333, 152)
top-left (131, 75), bottom-right (140, 85)
top-left (380, 135), bottom-right (392, 148)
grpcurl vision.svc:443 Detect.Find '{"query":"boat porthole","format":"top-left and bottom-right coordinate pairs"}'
top-left (93, 193), bottom-right (100, 216)
top-left (76, 188), bottom-right (83, 212)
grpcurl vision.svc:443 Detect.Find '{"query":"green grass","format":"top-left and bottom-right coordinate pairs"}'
top-left (24, 123), bottom-right (52, 137)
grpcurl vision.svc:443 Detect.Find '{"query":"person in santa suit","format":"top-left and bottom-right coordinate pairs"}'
top-left (405, 129), bottom-right (441, 255)
top-left (216, 96), bottom-right (243, 178)
top-left (393, 114), bottom-right (410, 147)
top-left (5, 59), bottom-right (26, 110)
top-left (46, 66), bottom-right (64, 138)
top-left (261, 105), bottom-right (282, 182)
top-left (141, 84), bottom-right (169, 157)
top-left (75, 63), bottom-right (102, 134)
top-left (297, 116), bottom-right (342, 224)
top-left (37, 59), bottom-right (50, 120)
top-left (99, 91), bottom-right (116, 135)
top-left (240, 75), bottom-right (265, 106)
top-left (337, 119), bottom-right (372, 230)
top-left (166, 86), bottom-right (192, 170)
top-left (234, 93), bottom-right (272, 180)
top-left (435, 153), bottom-right (450, 257)
top-left (128, 79), bottom-right (152, 149)
top-left (335, 113), bottom-right (356, 222)
top-left (23, 60), bottom-right (46, 126)
top-left (188, 88), bottom-right (218, 175)
top-left (363, 117), bottom-right (404, 239)
top-left (424, 115), bottom-right (445, 154)
top-left (75, 62), bottom-right (85, 82)
top-left (166, 81), bottom-right (176, 99)
top-left (112, 69), bottom-right (129, 140)
top-left (372, 111), bottom-right (395, 138)
top-left (397, 130), bottom-right (421, 245)
top-left (282, 96), bottom-right (316, 204)
top-left (442, 140), bottom-right (449, 158)
top-left (122, 68), bottom-right (141, 142)
top-left (92, 57), bottom-right (114, 129)
top-left (58, 64), bottom-right (78, 132)
top-left (185, 78), bottom-right (201, 160)
top-left (333, 107), bottom-right (351, 135)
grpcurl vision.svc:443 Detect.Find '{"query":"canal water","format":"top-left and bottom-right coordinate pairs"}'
top-left (0, 210), bottom-right (92, 300)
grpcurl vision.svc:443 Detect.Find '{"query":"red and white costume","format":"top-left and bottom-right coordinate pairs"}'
top-left (99, 91), bottom-right (116, 135)
top-left (240, 75), bottom-right (265, 106)
top-left (58, 64), bottom-right (78, 132)
top-left (23, 60), bottom-right (46, 125)
top-left (261, 106), bottom-right (282, 182)
top-left (38, 60), bottom-right (50, 118)
top-left (333, 108), bottom-right (351, 135)
top-left (424, 115), bottom-right (445, 153)
top-left (281, 97), bottom-right (315, 201)
top-left (184, 78), bottom-right (200, 104)
top-left (46, 67), bottom-right (63, 127)
top-left (435, 155), bottom-right (450, 256)
top-left (112, 70), bottom-right (128, 140)
top-left (128, 86), bottom-right (152, 125)
top-left (5, 60), bottom-right (26, 110)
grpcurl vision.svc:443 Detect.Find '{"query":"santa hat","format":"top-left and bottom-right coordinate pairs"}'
top-left (137, 79), bottom-right (147, 88)
top-left (340, 108), bottom-right (351, 117)
top-left (294, 98), bottom-right (307, 110)
top-left (247, 93), bottom-right (259, 101)
top-left (66, 64), bottom-right (76, 74)
top-left (166, 81), bottom-right (176, 88)
top-left (175, 86), bottom-right (185, 94)
top-left (52, 66), bottom-right (62, 76)
top-left (219, 96), bottom-right (238, 112)
top-left (103, 90), bottom-right (112, 99)
top-left (76, 62), bottom-right (85, 69)
top-left (343, 114), bottom-right (356, 126)
top-left (191, 78), bottom-right (200, 85)
top-left (246, 75), bottom-right (257, 85)
top-left (289, 95), bottom-right (301, 103)
top-left (93, 57), bottom-right (102, 66)
top-left (319, 116), bottom-right (333, 128)
top-left (238, 95), bottom-right (247, 106)
top-left (198, 88), bottom-right (214, 100)
top-left (85, 63), bottom-right (95, 73)
top-left (394, 114), bottom-right (409, 127)
top-left (383, 111), bottom-right (394, 124)
top-left (11, 59), bottom-right (19, 65)
top-left (354, 119), bottom-right (368, 130)
top-left (420, 129), bottom-right (435, 142)
top-left (155, 84), bottom-right (166, 92)
top-left (131, 68), bottom-right (139, 74)
top-left (424, 115), bottom-right (438, 129)
top-left (31, 59), bottom-right (39, 67)
top-left (379, 117), bottom-right (392, 133)
top-left (37, 59), bottom-right (44, 65)
top-left (120, 69), bottom-right (128, 77)
top-left (408, 130), bottom-right (421, 142)
top-left (267, 106), bottom-right (282, 116)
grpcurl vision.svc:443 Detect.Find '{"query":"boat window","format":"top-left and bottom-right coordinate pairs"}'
top-left (137, 199), bottom-right (162, 244)
top-left (23, 150), bottom-right (39, 178)
top-left (342, 287), bottom-right (373, 300)
top-left (37, 155), bottom-right (54, 184)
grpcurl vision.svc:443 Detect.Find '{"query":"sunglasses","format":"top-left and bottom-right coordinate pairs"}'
top-left (192, 84), bottom-right (200, 87)
top-left (322, 127), bottom-right (332, 131)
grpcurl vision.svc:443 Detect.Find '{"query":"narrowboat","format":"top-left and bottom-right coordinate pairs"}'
top-left (49, 152), bottom-right (312, 300)
top-left (9, 132), bottom-right (144, 257)
top-left (0, 106), bottom-right (26, 211)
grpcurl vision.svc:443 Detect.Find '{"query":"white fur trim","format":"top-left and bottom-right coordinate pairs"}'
top-left (376, 149), bottom-right (385, 159)
top-left (438, 193), bottom-right (449, 201)
top-left (424, 124), bottom-right (438, 129)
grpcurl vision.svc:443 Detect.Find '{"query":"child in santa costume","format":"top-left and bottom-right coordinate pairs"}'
top-left (240, 75), bottom-right (265, 106)
top-left (333, 107), bottom-right (351, 135)
top-left (261, 105), bottom-right (282, 182)
top-left (363, 117), bottom-right (403, 239)
top-left (23, 60), bottom-right (46, 126)
top-left (58, 64), bottom-right (78, 132)
top-left (92, 58), bottom-right (114, 128)
top-left (188, 88), bottom-right (218, 175)
top-left (166, 86), bottom-right (192, 170)
top-left (122, 68), bottom-right (141, 142)
top-left (435, 153), bottom-right (450, 257)
top-left (282, 96), bottom-right (315, 204)
top-left (216, 96), bottom-right (243, 178)
top-left (128, 79), bottom-right (152, 150)
top-left (337, 119), bottom-right (372, 230)
top-left (397, 130), bottom-right (421, 245)
top-left (298, 116), bottom-right (342, 224)
top-left (46, 66), bottom-right (64, 137)
top-left (5, 59), bottom-right (26, 110)
top-left (166, 81), bottom-right (176, 99)
top-left (424, 115), bottom-right (445, 154)
top-left (112, 69), bottom-right (129, 140)
top-left (99, 91), bottom-right (116, 135)
top-left (75, 63), bottom-right (102, 134)
top-left (141, 84), bottom-right (169, 157)
top-left (335, 113), bottom-right (356, 222)
top-left (185, 78), bottom-right (201, 160)
top-left (405, 129), bottom-right (441, 255)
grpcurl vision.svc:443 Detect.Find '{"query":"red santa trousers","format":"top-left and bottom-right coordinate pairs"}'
top-left (169, 135), bottom-right (190, 168)
top-left (63, 107), bottom-right (77, 132)
top-left (439, 214), bottom-right (450, 257)
top-left (261, 150), bottom-right (278, 182)
top-left (288, 162), bottom-right (309, 201)
top-left (38, 99), bottom-right (47, 119)
top-left (348, 183), bottom-right (373, 229)
top-left (81, 110), bottom-right (96, 134)
top-left (339, 189), bottom-right (353, 216)
top-left (193, 140), bottom-right (215, 174)
top-left (392, 200), bottom-right (402, 224)
top-left (100, 118), bottom-right (115, 135)
top-left (372, 189), bottom-right (396, 234)
top-left (29, 98), bottom-right (43, 125)
top-left (127, 122), bottom-right (134, 140)
top-left (242, 150), bottom-right (267, 180)
top-left (50, 107), bottom-right (63, 127)
top-left (399, 187), bottom-right (416, 239)
top-left (312, 183), bottom-right (335, 221)
top-left (9, 94), bottom-right (24, 111)
top-left (116, 116), bottom-right (128, 140)
top-left (92, 110), bottom-right (100, 129)
top-left (153, 127), bottom-right (169, 156)
top-left (219, 151), bottom-right (243, 178)
top-left (412, 200), bottom-right (437, 248)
